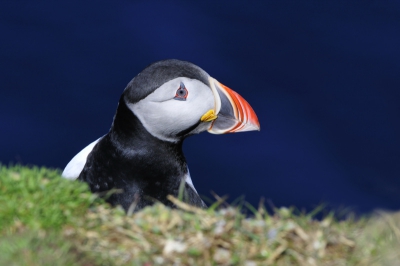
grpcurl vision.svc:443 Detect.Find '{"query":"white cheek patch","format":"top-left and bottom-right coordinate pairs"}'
top-left (62, 137), bottom-right (102, 179)
top-left (127, 77), bottom-right (214, 142)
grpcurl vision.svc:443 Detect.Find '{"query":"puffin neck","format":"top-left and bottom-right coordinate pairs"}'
top-left (109, 96), bottom-right (185, 161)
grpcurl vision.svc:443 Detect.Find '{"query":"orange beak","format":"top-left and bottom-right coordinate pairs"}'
top-left (207, 77), bottom-right (260, 134)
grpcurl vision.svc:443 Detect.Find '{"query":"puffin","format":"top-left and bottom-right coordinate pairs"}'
top-left (62, 59), bottom-right (260, 212)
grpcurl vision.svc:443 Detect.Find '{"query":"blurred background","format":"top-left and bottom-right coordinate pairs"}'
top-left (1, 1), bottom-right (399, 214)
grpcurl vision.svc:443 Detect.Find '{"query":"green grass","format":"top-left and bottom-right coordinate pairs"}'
top-left (1, 165), bottom-right (399, 265)
top-left (0, 165), bottom-right (98, 231)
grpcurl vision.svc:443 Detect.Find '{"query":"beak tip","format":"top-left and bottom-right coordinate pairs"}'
top-left (242, 123), bottom-right (261, 132)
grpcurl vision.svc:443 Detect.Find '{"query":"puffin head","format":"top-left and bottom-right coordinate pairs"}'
top-left (123, 59), bottom-right (260, 142)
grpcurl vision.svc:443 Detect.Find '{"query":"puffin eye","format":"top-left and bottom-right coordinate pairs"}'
top-left (174, 82), bottom-right (188, 101)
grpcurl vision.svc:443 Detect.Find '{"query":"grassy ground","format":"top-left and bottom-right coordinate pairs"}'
top-left (0, 165), bottom-right (399, 265)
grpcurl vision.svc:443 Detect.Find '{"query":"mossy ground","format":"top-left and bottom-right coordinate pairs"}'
top-left (0, 165), bottom-right (399, 265)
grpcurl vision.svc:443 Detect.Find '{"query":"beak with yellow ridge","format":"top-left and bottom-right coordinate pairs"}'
top-left (202, 77), bottom-right (260, 134)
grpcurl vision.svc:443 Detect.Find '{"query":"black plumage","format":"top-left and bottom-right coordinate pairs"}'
top-left (78, 60), bottom-right (208, 211)
top-left (64, 59), bottom-right (260, 212)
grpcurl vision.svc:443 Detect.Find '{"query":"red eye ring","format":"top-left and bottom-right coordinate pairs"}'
top-left (174, 82), bottom-right (188, 101)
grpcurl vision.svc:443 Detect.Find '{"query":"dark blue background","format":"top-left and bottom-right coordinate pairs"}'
top-left (2, 1), bottom-right (399, 214)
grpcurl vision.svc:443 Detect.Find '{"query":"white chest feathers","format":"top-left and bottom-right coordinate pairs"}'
top-left (62, 138), bottom-right (101, 180)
